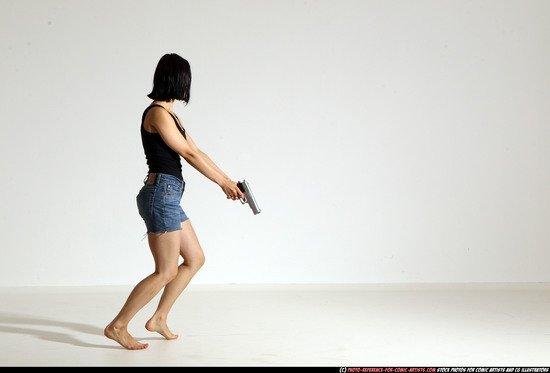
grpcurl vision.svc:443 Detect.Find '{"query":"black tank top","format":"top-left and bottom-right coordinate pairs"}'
top-left (141, 104), bottom-right (187, 181)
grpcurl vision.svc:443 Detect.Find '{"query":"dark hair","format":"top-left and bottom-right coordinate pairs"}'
top-left (147, 53), bottom-right (191, 103)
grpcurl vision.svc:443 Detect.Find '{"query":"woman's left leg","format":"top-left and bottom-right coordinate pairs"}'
top-left (145, 219), bottom-right (206, 339)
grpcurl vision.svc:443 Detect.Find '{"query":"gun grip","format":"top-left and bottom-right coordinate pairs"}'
top-left (237, 182), bottom-right (246, 204)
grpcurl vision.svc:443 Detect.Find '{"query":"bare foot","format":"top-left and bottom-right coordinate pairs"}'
top-left (145, 317), bottom-right (179, 340)
top-left (104, 323), bottom-right (149, 350)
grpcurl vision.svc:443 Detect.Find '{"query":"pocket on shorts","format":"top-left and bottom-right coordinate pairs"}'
top-left (165, 183), bottom-right (182, 195)
top-left (136, 186), bottom-right (156, 219)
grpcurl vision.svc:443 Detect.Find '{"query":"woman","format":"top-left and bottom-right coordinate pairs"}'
top-left (105, 53), bottom-right (244, 350)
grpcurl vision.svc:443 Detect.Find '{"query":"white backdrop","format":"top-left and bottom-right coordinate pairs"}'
top-left (1, 0), bottom-right (549, 286)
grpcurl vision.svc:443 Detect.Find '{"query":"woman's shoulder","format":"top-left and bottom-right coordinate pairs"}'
top-left (145, 105), bottom-right (174, 122)
top-left (143, 105), bottom-right (174, 133)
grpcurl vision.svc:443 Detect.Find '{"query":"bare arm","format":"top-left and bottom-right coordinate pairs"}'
top-left (147, 108), bottom-right (243, 200)
top-left (185, 134), bottom-right (229, 180)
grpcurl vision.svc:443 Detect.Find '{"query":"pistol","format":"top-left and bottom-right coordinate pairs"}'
top-left (237, 180), bottom-right (261, 215)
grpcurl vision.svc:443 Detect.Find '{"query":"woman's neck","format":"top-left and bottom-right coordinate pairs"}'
top-left (152, 100), bottom-right (175, 113)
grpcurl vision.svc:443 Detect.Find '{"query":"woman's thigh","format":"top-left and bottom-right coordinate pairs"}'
top-left (148, 230), bottom-right (181, 275)
top-left (179, 220), bottom-right (205, 267)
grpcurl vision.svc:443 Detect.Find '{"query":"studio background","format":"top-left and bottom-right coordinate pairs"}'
top-left (1, 0), bottom-right (549, 287)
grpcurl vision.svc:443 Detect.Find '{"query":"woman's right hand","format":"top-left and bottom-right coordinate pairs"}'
top-left (221, 179), bottom-right (245, 201)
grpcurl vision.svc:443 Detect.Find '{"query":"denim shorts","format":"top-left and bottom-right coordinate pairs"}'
top-left (136, 173), bottom-right (189, 234)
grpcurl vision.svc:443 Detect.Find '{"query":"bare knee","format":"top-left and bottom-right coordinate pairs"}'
top-left (196, 254), bottom-right (206, 269)
top-left (157, 268), bottom-right (179, 285)
top-left (184, 254), bottom-right (205, 272)
top-left (193, 254), bottom-right (206, 271)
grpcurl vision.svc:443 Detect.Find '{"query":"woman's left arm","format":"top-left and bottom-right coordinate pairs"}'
top-left (185, 132), bottom-right (242, 199)
top-left (185, 133), bottom-right (230, 179)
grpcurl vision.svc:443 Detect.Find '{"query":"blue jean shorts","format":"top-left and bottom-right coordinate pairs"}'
top-left (136, 173), bottom-right (189, 234)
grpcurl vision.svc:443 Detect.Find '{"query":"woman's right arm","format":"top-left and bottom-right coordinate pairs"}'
top-left (147, 108), bottom-right (243, 201)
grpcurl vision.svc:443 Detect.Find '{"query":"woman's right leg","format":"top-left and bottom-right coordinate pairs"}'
top-left (104, 230), bottom-right (181, 350)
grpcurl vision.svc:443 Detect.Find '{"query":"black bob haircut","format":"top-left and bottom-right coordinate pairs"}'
top-left (147, 53), bottom-right (191, 103)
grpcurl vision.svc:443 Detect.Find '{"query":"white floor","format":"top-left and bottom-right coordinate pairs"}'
top-left (0, 283), bottom-right (549, 367)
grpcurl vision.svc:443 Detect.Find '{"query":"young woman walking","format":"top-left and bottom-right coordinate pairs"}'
top-left (105, 53), bottom-right (243, 350)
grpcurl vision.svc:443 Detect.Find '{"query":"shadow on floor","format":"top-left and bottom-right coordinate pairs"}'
top-left (0, 312), bottom-right (120, 350)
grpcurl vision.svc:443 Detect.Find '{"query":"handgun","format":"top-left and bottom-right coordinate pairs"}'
top-left (237, 180), bottom-right (261, 215)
